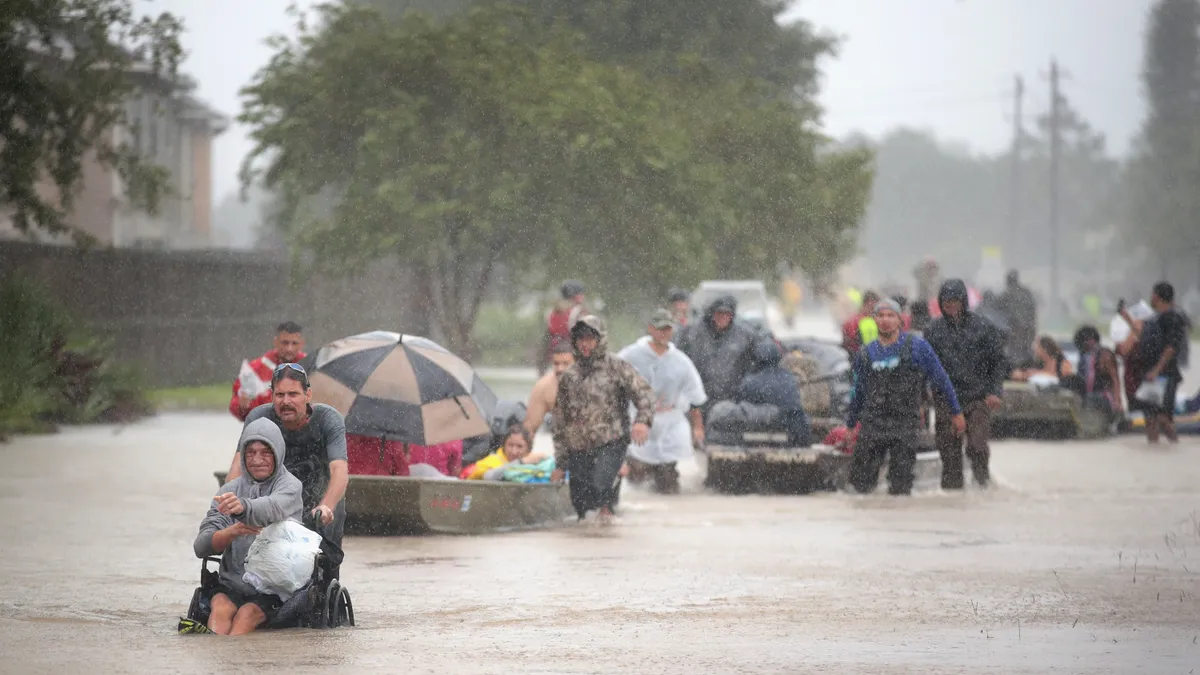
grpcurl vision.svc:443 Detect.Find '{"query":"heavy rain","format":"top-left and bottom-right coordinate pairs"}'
top-left (1, 1), bottom-right (1198, 673)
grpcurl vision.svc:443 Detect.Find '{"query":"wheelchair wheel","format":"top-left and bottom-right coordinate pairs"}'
top-left (187, 586), bottom-right (210, 626)
top-left (324, 580), bottom-right (342, 628)
top-left (340, 587), bottom-right (354, 627)
top-left (328, 584), bottom-right (353, 628)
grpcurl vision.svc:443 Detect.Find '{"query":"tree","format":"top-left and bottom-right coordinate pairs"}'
top-left (357, 0), bottom-right (836, 103)
top-left (242, 4), bottom-right (717, 351)
top-left (242, 3), bottom-right (869, 352)
top-left (0, 0), bottom-right (183, 241)
top-left (1128, 0), bottom-right (1200, 282)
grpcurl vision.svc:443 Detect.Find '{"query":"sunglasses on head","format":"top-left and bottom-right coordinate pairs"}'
top-left (272, 362), bottom-right (309, 385)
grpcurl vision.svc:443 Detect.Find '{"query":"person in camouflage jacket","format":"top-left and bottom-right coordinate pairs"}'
top-left (552, 314), bottom-right (655, 521)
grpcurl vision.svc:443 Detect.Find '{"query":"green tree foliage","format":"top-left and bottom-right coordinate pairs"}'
top-left (242, 3), bottom-right (869, 351)
top-left (1128, 0), bottom-right (1200, 280)
top-left (357, 0), bottom-right (834, 102)
top-left (0, 276), bottom-right (150, 440)
top-left (0, 0), bottom-right (184, 241)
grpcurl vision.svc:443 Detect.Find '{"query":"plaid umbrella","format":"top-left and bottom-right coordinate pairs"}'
top-left (299, 331), bottom-right (498, 445)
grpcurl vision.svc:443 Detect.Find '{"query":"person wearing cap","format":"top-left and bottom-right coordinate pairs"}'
top-left (225, 363), bottom-right (349, 553)
top-left (617, 309), bottom-right (707, 494)
top-left (551, 315), bottom-right (657, 522)
top-left (675, 295), bottom-right (758, 419)
top-left (539, 280), bottom-right (588, 374)
top-left (667, 288), bottom-right (691, 328)
top-left (845, 298), bottom-right (966, 495)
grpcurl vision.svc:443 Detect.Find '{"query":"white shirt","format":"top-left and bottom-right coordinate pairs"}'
top-left (617, 336), bottom-right (708, 464)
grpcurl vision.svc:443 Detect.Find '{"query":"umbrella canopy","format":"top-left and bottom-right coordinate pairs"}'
top-left (299, 331), bottom-right (498, 445)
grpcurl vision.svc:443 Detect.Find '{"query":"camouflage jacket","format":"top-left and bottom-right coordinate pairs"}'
top-left (553, 316), bottom-right (655, 462)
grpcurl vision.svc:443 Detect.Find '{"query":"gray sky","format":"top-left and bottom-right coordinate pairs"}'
top-left (150, 0), bottom-right (1155, 203)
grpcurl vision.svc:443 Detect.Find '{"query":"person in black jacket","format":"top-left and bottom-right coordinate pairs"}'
top-left (925, 279), bottom-right (1009, 488)
top-left (736, 339), bottom-right (812, 447)
top-left (675, 295), bottom-right (758, 418)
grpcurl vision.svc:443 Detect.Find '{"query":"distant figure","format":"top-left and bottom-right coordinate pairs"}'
top-left (1072, 325), bottom-right (1123, 421)
top-left (675, 296), bottom-right (758, 416)
top-left (524, 340), bottom-right (575, 436)
top-left (845, 299), bottom-right (964, 496)
top-left (229, 322), bottom-right (306, 421)
top-left (667, 288), bottom-right (691, 328)
top-left (539, 280), bottom-right (587, 374)
top-left (617, 309), bottom-right (707, 494)
top-left (1132, 282), bottom-right (1188, 444)
top-left (911, 257), bottom-right (942, 332)
top-left (737, 339), bottom-right (811, 448)
top-left (841, 291), bottom-right (880, 355)
top-left (996, 270), bottom-right (1037, 367)
top-left (925, 279), bottom-right (1009, 489)
top-left (1011, 336), bottom-right (1074, 381)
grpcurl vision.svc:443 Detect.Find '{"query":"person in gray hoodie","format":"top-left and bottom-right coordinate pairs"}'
top-left (194, 418), bottom-right (303, 635)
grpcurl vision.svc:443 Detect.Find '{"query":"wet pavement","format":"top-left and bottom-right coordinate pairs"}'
top-left (1, 311), bottom-right (1198, 673)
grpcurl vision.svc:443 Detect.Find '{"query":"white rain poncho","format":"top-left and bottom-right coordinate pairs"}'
top-left (617, 336), bottom-right (707, 465)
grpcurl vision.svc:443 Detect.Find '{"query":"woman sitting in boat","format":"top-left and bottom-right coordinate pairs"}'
top-left (461, 426), bottom-right (553, 481)
top-left (1069, 325), bottom-right (1123, 420)
top-left (1011, 336), bottom-right (1074, 382)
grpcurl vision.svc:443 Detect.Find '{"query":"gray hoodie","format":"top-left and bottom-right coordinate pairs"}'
top-left (193, 418), bottom-right (304, 596)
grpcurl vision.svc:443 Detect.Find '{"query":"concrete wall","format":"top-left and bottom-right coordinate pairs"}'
top-left (0, 241), bottom-right (419, 388)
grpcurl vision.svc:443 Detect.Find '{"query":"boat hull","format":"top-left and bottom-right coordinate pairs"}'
top-left (214, 472), bottom-right (575, 535)
top-left (992, 381), bottom-right (1110, 440)
top-left (703, 443), bottom-right (942, 495)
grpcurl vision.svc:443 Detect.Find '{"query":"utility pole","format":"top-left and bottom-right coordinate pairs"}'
top-left (1048, 60), bottom-right (1062, 315)
top-left (1006, 74), bottom-right (1024, 264)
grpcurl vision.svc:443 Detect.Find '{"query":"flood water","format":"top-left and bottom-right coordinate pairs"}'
top-left (1, 311), bottom-right (1198, 673)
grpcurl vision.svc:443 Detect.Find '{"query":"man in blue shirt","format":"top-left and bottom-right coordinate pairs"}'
top-left (845, 299), bottom-right (966, 495)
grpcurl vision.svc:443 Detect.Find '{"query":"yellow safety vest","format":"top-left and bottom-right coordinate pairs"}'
top-left (858, 316), bottom-right (879, 344)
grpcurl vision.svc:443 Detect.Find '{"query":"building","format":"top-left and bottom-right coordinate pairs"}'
top-left (114, 75), bottom-right (229, 248)
top-left (1, 62), bottom-right (228, 249)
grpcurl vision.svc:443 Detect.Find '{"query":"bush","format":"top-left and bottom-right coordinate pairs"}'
top-left (471, 302), bottom-right (647, 367)
top-left (0, 277), bottom-right (151, 440)
top-left (472, 304), bottom-right (543, 367)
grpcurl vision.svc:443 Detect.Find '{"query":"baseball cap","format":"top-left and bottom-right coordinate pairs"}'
top-left (649, 308), bottom-right (674, 329)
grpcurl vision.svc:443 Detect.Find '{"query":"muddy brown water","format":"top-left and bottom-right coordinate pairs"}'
top-left (2, 413), bottom-right (1198, 673)
top-left (2, 311), bottom-right (1198, 673)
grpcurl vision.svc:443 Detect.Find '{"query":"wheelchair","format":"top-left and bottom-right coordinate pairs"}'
top-left (184, 515), bottom-right (354, 631)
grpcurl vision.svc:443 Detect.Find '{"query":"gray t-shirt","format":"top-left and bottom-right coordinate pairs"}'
top-left (244, 403), bottom-right (347, 510)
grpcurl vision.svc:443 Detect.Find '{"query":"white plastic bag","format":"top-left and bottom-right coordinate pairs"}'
top-left (1027, 373), bottom-right (1060, 390)
top-left (1134, 377), bottom-right (1167, 407)
top-left (1110, 301), bottom-right (1155, 344)
top-left (242, 520), bottom-right (322, 600)
top-left (238, 360), bottom-right (269, 400)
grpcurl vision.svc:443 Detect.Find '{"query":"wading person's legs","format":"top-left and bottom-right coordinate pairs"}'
top-left (885, 440), bottom-right (917, 496)
top-left (208, 593), bottom-right (237, 635)
top-left (964, 401), bottom-right (992, 486)
top-left (848, 437), bottom-right (886, 494)
top-left (229, 603), bottom-right (268, 636)
top-left (935, 403), bottom-right (964, 490)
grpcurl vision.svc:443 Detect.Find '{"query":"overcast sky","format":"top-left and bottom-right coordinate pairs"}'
top-left (147, 0), bottom-right (1156, 203)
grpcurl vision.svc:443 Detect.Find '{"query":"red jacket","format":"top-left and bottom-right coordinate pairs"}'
top-left (346, 435), bottom-right (463, 477)
top-left (228, 349), bottom-right (306, 421)
top-left (841, 314), bottom-right (867, 354)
